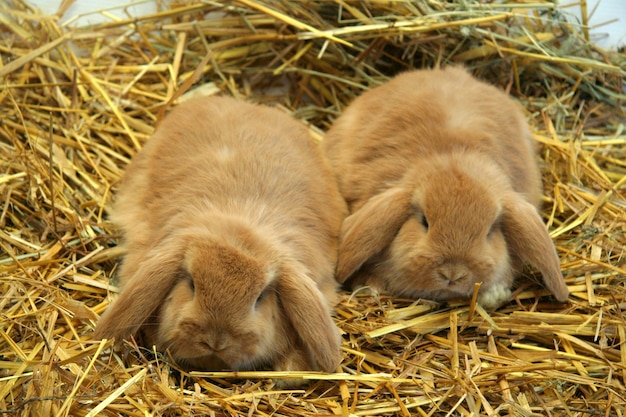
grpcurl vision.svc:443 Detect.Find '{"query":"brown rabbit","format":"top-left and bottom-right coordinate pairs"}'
top-left (94, 96), bottom-right (348, 377)
top-left (323, 67), bottom-right (569, 309)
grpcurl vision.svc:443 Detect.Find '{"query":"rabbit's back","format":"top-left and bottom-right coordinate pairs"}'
top-left (114, 96), bottom-right (345, 286)
top-left (324, 67), bottom-right (541, 210)
top-left (126, 98), bottom-right (327, 215)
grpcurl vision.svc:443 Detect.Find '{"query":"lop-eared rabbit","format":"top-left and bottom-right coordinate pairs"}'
top-left (95, 96), bottom-right (348, 379)
top-left (323, 67), bottom-right (569, 309)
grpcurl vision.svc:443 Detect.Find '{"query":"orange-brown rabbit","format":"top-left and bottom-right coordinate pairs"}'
top-left (323, 67), bottom-right (569, 309)
top-left (95, 96), bottom-right (348, 377)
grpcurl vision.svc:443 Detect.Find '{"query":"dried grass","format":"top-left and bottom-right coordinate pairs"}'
top-left (1, 0), bottom-right (625, 415)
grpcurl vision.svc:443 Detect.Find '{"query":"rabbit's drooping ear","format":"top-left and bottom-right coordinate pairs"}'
top-left (277, 266), bottom-right (341, 372)
top-left (94, 241), bottom-right (184, 342)
top-left (502, 194), bottom-right (569, 302)
top-left (336, 187), bottom-right (413, 283)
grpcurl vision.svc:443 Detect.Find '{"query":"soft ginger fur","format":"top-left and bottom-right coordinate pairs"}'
top-left (323, 67), bottom-right (569, 309)
top-left (95, 96), bottom-right (348, 377)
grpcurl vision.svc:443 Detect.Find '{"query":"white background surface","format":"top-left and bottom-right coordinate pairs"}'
top-left (24, 0), bottom-right (626, 50)
top-left (25, 0), bottom-right (161, 27)
top-left (561, 0), bottom-right (626, 49)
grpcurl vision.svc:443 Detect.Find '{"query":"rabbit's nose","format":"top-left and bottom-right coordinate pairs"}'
top-left (437, 263), bottom-right (469, 284)
top-left (201, 334), bottom-right (231, 352)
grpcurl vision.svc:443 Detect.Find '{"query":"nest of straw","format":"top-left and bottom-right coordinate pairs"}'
top-left (1, 0), bottom-right (625, 415)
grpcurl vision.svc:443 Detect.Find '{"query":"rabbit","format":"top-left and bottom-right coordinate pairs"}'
top-left (94, 95), bottom-right (348, 379)
top-left (322, 67), bottom-right (569, 309)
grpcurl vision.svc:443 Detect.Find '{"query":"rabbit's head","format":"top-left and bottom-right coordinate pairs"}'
top-left (95, 221), bottom-right (341, 373)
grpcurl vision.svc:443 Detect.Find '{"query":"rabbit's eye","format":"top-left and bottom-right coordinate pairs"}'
top-left (420, 214), bottom-right (429, 230)
top-left (487, 221), bottom-right (501, 237)
top-left (179, 270), bottom-right (195, 293)
top-left (255, 287), bottom-right (269, 307)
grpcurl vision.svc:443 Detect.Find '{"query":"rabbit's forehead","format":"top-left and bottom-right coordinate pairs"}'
top-left (191, 263), bottom-right (275, 314)
top-left (184, 241), bottom-right (272, 295)
top-left (415, 154), bottom-right (506, 217)
top-left (420, 170), bottom-right (502, 228)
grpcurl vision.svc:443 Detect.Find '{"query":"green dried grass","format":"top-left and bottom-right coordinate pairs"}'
top-left (1, 0), bottom-right (625, 415)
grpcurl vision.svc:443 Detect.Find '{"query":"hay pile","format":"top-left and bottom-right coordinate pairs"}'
top-left (1, 0), bottom-right (625, 415)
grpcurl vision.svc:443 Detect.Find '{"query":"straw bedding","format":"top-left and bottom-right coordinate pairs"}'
top-left (1, 0), bottom-right (625, 415)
